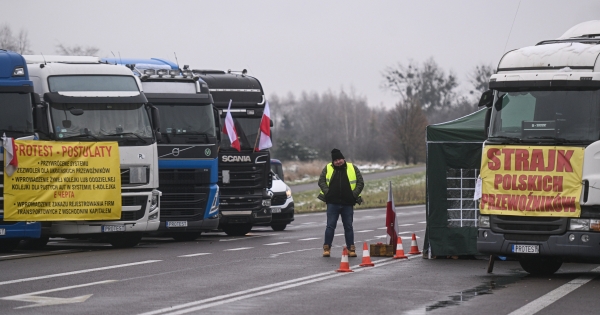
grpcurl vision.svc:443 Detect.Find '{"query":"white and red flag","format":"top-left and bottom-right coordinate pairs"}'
top-left (256, 101), bottom-right (272, 151)
top-left (386, 181), bottom-right (399, 247)
top-left (223, 100), bottom-right (241, 152)
top-left (2, 133), bottom-right (18, 176)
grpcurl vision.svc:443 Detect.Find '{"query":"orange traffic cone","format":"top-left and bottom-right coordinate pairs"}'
top-left (393, 236), bottom-right (408, 259)
top-left (336, 246), bottom-right (354, 272)
top-left (408, 233), bottom-right (421, 255)
top-left (359, 242), bottom-right (375, 267)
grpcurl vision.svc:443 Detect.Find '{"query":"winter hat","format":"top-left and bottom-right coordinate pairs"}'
top-left (331, 148), bottom-right (345, 162)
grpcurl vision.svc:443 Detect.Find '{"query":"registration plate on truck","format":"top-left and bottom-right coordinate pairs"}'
top-left (102, 225), bottom-right (125, 233)
top-left (271, 208), bottom-right (281, 213)
top-left (0, 228), bottom-right (5, 236)
top-left (512, 244), bottom-right (539, 254)
top-left (166, 221), bottom-right (188, 228)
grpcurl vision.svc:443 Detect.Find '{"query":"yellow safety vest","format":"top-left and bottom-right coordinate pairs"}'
top-left (320, 162), bottom-right (360, 196)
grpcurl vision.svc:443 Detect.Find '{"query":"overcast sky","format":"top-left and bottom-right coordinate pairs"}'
top-left (3, 1), bottom-right (599, 108)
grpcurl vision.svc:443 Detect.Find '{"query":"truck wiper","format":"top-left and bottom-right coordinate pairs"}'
top-left (60, 133), bottom-right (100, 141)
top-left (488, 135), bottom-right (521, 143)
top-left (526, 136), bottom-right (570, 144)
top-left (103, 132), bottom-right (149, 144)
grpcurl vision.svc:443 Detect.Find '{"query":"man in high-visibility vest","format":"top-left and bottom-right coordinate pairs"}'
top-left (318, 148), bottom-right (364, 257)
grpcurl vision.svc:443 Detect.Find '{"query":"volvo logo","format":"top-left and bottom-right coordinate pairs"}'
top-left (205, 148), bottom-right (211, 156)
top-left (172, 148), bottom-right (180, 157)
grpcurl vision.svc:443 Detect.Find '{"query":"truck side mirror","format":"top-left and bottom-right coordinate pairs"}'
top-left (213, 106), bottom-right (221, 141)
top-left (270, 119), bottom-right (274, 127)
top-left (484, 108), bottom-right (492, 139)
top-left (31, 93), bottom-right (41, 105)
top-left (33, 105), bottom-right (50, 138)
top-left (478, 90), bottom-right (493, 108)
top-left (149, 105), bottom-right (161, 132)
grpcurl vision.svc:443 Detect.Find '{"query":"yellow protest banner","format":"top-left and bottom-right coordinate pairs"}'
top-left (3, 140), bottom-right (122, 221)
top-left (480, 145), bottom-right (584, 217)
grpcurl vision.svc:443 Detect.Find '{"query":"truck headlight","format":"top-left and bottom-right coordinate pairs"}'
top-left (570, 219), bottom-right (590, 231)
top-left (286, 186), bottom-right (292, 199)
top-left (262, 199), bottom-right (271, 207)
top-left (478, 215), bottom-right (490, 228)
top-left (150, 191), bottom-right (160, 211)
top-left (591, 219), bottom-right (600, 232)
top-left (130, 167), bottom-right (148, 184)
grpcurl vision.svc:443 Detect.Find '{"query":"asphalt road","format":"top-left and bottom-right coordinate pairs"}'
top-left (1, 205), bottom-right (599, 315)
top-left (290, 165), bottom-right (426, 194)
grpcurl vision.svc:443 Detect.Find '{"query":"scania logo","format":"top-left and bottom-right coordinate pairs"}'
top-left (222, 155), bottom-right (251, 162)
top-left (172, 148), bottom-right (180, 157)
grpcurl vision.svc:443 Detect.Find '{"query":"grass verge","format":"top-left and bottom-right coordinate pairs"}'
top-left (293, 171), bottom-right (425, 213)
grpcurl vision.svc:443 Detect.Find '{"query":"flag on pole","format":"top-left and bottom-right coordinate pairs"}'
top-left (386, 181), bottom-right (399, 247)
top-left (2, 133), bottom-right (18, 176)
top-left (256, 101), bottom-right (272, 151)
top-left (223, 100), bottom-right (241, 152)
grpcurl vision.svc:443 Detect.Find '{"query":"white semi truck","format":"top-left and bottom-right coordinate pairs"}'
top-left (477, 21), bottom-right (600, 274)
top-left (24, 55), bottom-right (161, 248)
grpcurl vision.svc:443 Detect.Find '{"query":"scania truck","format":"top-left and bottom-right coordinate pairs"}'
top-left (193, 69), bottom-right (272, 236)
top-left (104, 58), bottom-right (220, 241)
top-left (24, 55), bottom-right (161, 248)
top-left (477, 20), bottom-right (600, 275)
top-left (0, 50), bottom-right (41, 251)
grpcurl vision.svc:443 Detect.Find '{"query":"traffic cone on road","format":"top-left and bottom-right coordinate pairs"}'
top-left (393, 236), bottom-right (408, 259)
top-left (336, 246), bottom-right (354, 272)
top-left (408, 233), bottom-right (421, 255)
top-left (359, 242), bottom-right (375, 267)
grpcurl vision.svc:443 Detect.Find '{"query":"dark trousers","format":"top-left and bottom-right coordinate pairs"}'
top-left (324, 203), bottom-right (354, 247)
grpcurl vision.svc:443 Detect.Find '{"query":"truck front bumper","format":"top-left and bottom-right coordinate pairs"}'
top-left (157, 215), bottom-right (219, 233)
top-left (478, 228), bottom-right (600, 260)
top-left (0, 222), bottom-right (41, 239)
top-left (219, 207), bottom-right (272, 225)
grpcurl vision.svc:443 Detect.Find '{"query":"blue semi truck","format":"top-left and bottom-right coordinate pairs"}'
top-left (103, 58), bottom-right (220, 241)
top-left (0, 50), bottom-right (41, 251)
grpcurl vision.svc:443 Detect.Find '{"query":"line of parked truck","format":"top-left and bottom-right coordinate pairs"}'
top-left (0, 52), bottom-right (294, 251)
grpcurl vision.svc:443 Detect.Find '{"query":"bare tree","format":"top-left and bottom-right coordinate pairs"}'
top-left (386, 99), bottom-right (428, 164)
top-left (55, 43), bottom-right (99, 56)
top-left (0, 24), bottom-right (32, 54)
top-left (468, 64), bottom-right (495, 95)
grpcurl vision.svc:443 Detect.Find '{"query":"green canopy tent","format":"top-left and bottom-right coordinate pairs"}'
top-left (424, 108), bottom-right (488, 257)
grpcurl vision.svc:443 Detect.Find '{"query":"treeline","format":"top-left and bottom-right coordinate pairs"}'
top-left (270, 58), bottom-right (494, 164)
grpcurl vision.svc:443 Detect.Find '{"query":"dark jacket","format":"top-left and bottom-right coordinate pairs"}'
top-left (317, 162), bottom-right (364, 205)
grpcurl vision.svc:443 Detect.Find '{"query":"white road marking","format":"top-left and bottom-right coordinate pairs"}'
top-left (224, 247), bottom-right (253, 251)
top-left (298, 237), bottom-right (320, 241)
top-left (356, 230), bottom-right (374, 233)
top-left (0, 260), bottom-right (161, 286)
top-left (0, 253), bottom-right (28, 258)
top-left (399, 224), bottom-right (414, 226)
top-left (377, 227), bottom-right (387, 230)
top-left (140, 255), bottom-right (421, 315)
top-left (2, 280), bottom-right (116, 309)
top-left (374, 235), bottom-right (387, 239)
top-left (418, 221), bottom-right (427, 224)
top-left (334, 233), bottom-right (344, 236)
top-left (301, 222), bottom-right (316, 225)
top-left (219, 234), bottom-right (275, 242)
top-left (264, 242), bottom-right (289, 246)
top-left (178, 253), bottom-right (212, 257)
top-left (508, 266), bottom-right (600, 315)
top-left (270, 247), bottom-right (322, 258)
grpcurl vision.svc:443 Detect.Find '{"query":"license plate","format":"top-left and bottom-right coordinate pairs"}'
top-left (271, 207), bottom-right (281, 213)
top-left (102, 225), bottom-right (125, 233)
top-left (512, 244), bottom-right (539, 254)
top-left (166, 221), bottom-right (188, 228)
top-left (0, 228), bottom-right (5, 236)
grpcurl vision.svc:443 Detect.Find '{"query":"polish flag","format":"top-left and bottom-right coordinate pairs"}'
top-left (256, 101), bottom-right (272, 151)
top-left (2, 133), bottom-right (18, 176)
top-left (223, 100), bottom-right (241, 152)
top-left (386, 181), bottom-right (399, 247)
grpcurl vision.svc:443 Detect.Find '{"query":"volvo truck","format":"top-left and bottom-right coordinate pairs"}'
top-left (24, 55), bottom-right (161, 248)
top-left (193, 69), bottom-right (272, 236)
top-left (0, 50), bottom-right (41, 251)
top-left (477, 20), bottom-right (600, 275)
top-left (103, 58), bottom-right (220, 241)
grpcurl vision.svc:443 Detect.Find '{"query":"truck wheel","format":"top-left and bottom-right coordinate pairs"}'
top-left (519, 256), bottom-right (562, 275)
top-left (0, 239), bottom-right (21, 252)
top-left (271, 224), bottom-right (287, 231)
top-left (21, 236), bottom-right (50, 250)
top-left (109, 233), bottom-right (143, 248)
top-left (172, 232), bottom-right (202, 242)
top-left (222, 224), bottom-right (252, 236)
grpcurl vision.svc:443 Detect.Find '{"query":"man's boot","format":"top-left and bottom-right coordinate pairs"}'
top-left (348, 245), bottom-right (357, 257)
top-left (323, 245), bottom-right (331, 257)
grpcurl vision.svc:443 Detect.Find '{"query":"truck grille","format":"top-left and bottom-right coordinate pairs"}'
top-left (159, 169), bottom-right (210, 185)
top-left (271, 193), bottom-right (287, 206)
top-left (219, 194), bottom-right (262, 212)
top-left (158, 185), bottom-right (209, 218)
top-left (491, 215), bottom-right (567, 235)
top-left (218, 165), bottom-right (266, 189)
top-left (120, 195), bottom-right (147, 221)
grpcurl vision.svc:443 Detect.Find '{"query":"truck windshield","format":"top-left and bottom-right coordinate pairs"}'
top-left (156, 104), bottom-right (215, 142)
top-left (489, 89), bottom-right (600, 143)
top-left (49, 103), bottom-right (153, 144)
top-left (48, 75), bottom-right (139, 92)
top-left (0, 93), bottom-right (33, 135)
top-left (220, 116), bottom-right (260, 151)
